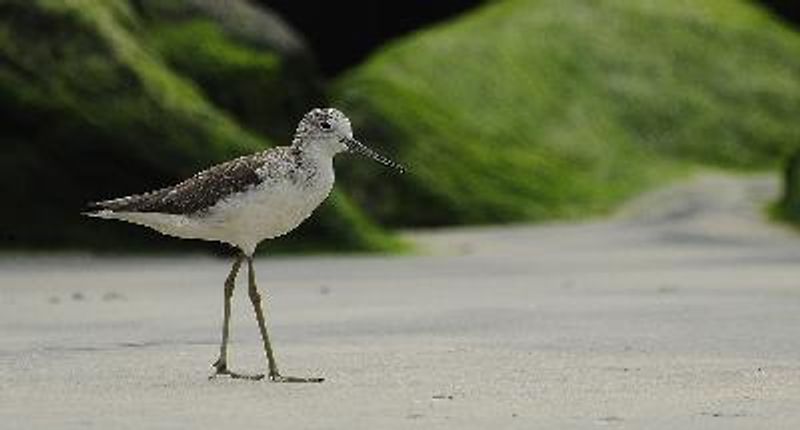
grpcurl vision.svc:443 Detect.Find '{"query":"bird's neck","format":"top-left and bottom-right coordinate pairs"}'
top-left (293, 142), bottom-right (340, 164)
top-left (288, 144), bottom-right (336, 189)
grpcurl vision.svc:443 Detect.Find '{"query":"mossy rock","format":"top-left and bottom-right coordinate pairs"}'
top-left (0, 0), bottom-right (395, 252)
top-left (335, 0), bottom-right (800, 227)
top-left (779, 151), bottom-right (800, 224)
top-left (137, 0), bottom-right (324, 141)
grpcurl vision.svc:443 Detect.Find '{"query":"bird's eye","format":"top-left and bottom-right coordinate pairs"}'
top-left (320, 120), bottom-right (332, 131)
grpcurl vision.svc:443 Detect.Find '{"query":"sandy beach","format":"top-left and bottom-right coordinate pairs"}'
top-left (1, 173), bottom-right (799, 429)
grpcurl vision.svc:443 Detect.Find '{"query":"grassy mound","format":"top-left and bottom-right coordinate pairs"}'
top-left (335, 0), bottom-right (800, 227)
top-left (0, 0), bottom-right (397, 252)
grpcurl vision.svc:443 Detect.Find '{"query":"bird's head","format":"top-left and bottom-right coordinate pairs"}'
top-left (293, 108), bottom-right (404, 173)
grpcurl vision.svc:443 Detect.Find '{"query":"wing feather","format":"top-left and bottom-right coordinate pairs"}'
top-left (88, 153), bottom-right (266, 215)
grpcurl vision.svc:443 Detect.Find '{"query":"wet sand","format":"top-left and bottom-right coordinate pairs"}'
top-left (1, 173), bottom-right (799, 429)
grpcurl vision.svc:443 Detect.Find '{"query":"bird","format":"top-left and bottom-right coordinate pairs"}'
top-left (86, 108), bottom-right (404, 383)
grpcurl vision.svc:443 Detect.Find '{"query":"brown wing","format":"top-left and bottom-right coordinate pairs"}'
top-left (89, 154), bottom-right (265, 215)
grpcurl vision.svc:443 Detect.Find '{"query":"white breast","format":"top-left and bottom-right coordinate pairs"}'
top-left (203, 161), bottom-right (336, 254)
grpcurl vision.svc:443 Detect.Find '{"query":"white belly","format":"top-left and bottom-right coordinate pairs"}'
top-left (207, 178), bottom-right (333, 253)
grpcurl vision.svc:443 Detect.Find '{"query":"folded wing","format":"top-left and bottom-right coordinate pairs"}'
top-left (88, 155), bottom-right (265, 216)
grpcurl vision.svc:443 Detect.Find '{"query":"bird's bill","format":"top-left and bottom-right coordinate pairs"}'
top-left (343, 137), bottom-right (405, 173)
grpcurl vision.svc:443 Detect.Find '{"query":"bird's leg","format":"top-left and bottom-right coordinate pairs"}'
top-left (210, 254), bottom-right (264, 381)
top-left (247, 257), bottom-right (324, 383)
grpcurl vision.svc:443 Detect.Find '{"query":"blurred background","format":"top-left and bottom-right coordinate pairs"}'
top-left (1, 0), bottom-right (799, 254)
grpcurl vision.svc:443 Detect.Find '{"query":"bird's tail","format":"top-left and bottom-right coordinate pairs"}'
top-left (82, 209), bottom-right (117, 219)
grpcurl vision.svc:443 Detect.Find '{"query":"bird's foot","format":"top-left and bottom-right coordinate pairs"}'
top-left (209, 360), bottom-right (265, 381)
top-left (268, 372), bottom-right (324, 383)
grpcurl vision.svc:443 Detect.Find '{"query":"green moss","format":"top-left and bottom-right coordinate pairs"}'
top-left (335, 0), bottom-right (800, 227)
top-left (147, 18), bottom-right (312, 140)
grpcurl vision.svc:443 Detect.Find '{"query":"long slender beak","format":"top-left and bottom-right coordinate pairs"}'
top-left (343, 137), bottom-right (405, 173)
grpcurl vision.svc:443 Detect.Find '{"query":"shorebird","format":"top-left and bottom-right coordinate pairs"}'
top-left (86, 108), bottom-right (404, 383)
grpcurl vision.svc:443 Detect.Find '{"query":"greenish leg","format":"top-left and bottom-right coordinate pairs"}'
top-left (210, 254), bottom-right (264, 381)
top-left (247, 257), bottom-right (324, 383)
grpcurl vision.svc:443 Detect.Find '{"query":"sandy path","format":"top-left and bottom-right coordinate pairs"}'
top-left (1, 173), bottom-right (799, 429)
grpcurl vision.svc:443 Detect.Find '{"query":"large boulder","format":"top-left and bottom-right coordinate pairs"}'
top-left (0, 0), bottom-right (395, 252)
top-left (335, 0), bottom-right (800, 227)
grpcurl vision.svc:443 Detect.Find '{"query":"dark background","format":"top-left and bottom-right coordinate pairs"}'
top-left (262, 0), bottom-right (483, 75)
top-left (760, 1), bottom-right (800, 27)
